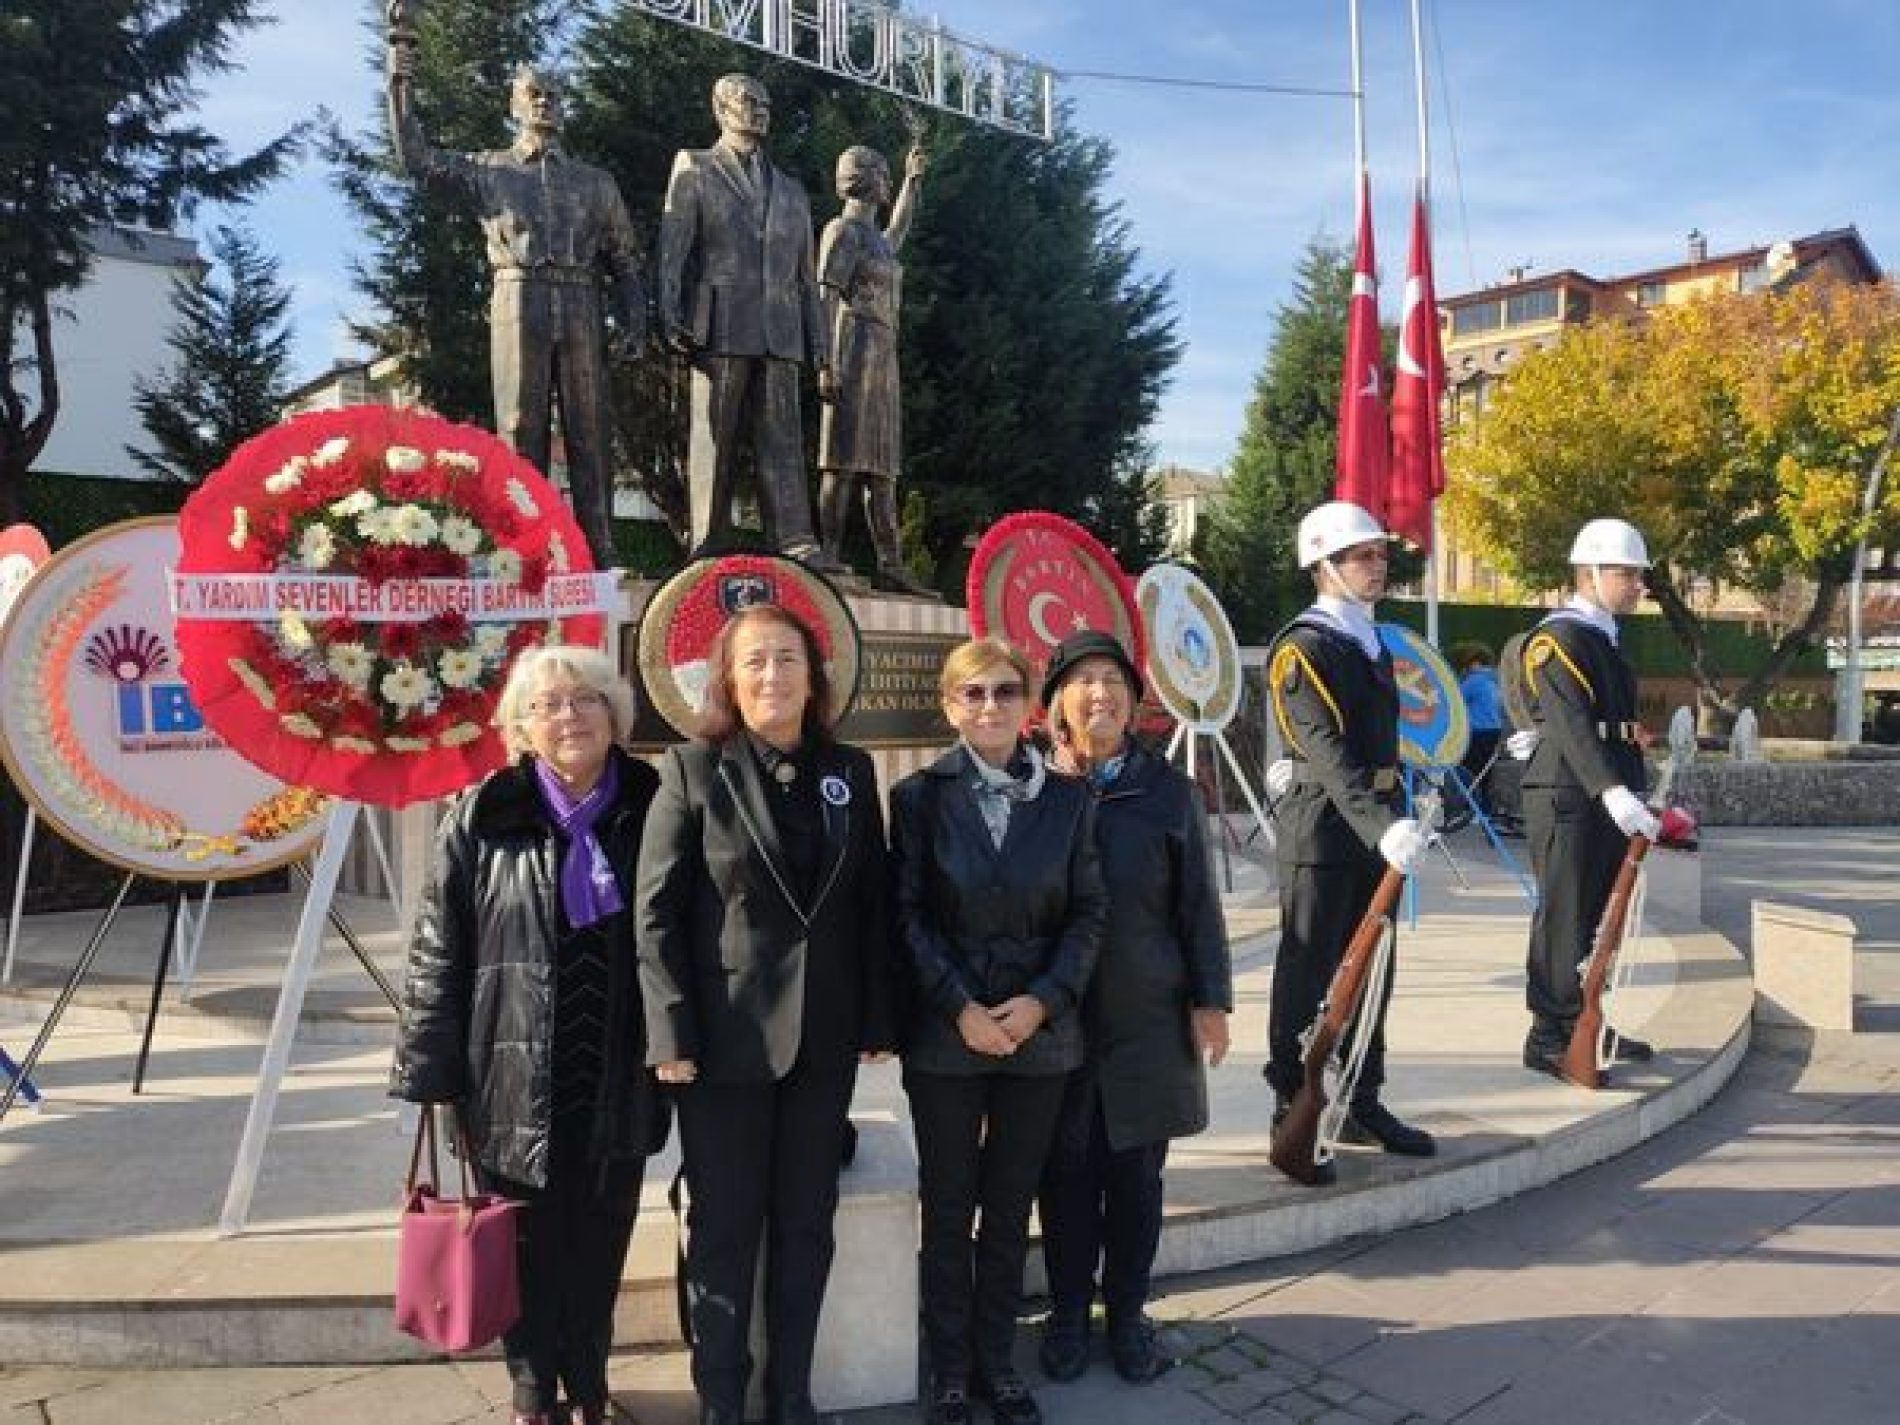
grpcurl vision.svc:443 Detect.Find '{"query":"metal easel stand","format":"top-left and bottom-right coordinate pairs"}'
top-left (1165, 718), bottom-right (1277, 860)
top-left (3, 805), bottom-right (36, 985)
top-left (1403, 765), bottom-right (1536, 917)
top-left (0, 872), bottom-right (137, 1122)
top-left (218, 800), bottom-right (362, 1236)
top-left (0, 1043), bottom-right (43, 1110)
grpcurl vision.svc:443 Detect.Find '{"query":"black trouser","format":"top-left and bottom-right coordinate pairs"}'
top-left (905, 1068), bottom-right (1068, 1385)
top-left (1265, 851), bottom-right (1393, 1112)
top-left (485, 1115), bottom-right (646, 1416)
top-left (1524, 786), bottom-right (1625, 1038)
top-left (674, 1061), bottom-right (858, 1414)
top-left (1037, 1074), bottom-right (1168, 1329)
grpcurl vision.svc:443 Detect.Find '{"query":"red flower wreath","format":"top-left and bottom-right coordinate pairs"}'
top-left (173, 405), bottom-right (607, 807)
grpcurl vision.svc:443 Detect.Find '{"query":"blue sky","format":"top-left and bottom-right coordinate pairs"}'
top-left (195, 1), bottom-right (1900, 474)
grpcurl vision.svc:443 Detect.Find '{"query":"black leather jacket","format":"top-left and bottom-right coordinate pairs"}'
top-left (889, 745), bottom-right (1105, 1076)
top-left (391, 749), bottom-right (666, 1189)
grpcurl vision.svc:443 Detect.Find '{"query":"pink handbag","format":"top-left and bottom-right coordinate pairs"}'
top-left (393, 1107), bottom-right (523, 1352)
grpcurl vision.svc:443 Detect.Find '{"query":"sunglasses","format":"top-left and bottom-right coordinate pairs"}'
top-left (952, 682), bottom-right (1025, 709)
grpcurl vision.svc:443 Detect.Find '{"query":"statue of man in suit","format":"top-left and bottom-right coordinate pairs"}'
top-left (386, 1), bottom-right (644, 568)
top-left (658, 74), bottom-right (844, 572)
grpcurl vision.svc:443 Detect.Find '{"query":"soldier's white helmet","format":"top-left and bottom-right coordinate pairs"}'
top-left (1568, 517), bottom-right (1650, 568)
top-left (1296, 501), bottom-right (1390, 569)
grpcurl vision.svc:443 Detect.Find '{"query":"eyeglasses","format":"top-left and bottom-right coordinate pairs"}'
top-left (525, 690), bottom-right (608, 718)
top-left (953, 682), bottom-right (1025, 709)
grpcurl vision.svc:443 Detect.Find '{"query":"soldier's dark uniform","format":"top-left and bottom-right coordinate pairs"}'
top-left (1263, 611), bottom-right (1404, 1114)
top-left (1518, 611), bottom-right (1646, 1057)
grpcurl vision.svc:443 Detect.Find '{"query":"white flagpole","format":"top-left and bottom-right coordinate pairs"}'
top-left (1349, 0), bottom-right (1368, 184)
top-left (1409, 0), bottom-right (1442, 648)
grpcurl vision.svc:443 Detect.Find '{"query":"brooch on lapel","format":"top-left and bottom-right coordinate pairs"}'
top-left (820, 774), bottom-right (851, 807)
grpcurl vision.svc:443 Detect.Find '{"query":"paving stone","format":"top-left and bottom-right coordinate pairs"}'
top-left (1308, 1375), bottom-right (1362, 1406)
top-left (1195, 1345), bottom-right (1262, 1379)
top-left (1199, 1378), bottom-right (1274, 1415)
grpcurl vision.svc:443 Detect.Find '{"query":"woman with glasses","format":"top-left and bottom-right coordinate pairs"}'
top-left (394, 645), bottom-right (664, 1425)
top-left (1033, 631), bottom-right (1232, 1388)
top-left (890, 637), bottom-right (1106, 1425)
top-left (636, 604), bottom-right (896, 1425)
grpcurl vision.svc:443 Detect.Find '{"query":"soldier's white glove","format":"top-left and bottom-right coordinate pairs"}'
top-left (1505, 728), bottom-right (1540, 761)
top-left (1602, 785), bottom-right (1661, 840)
top-left (1266, 758), bottom-right (1294, 799)
top-left (1379, 817), bottom-right (1428, 873)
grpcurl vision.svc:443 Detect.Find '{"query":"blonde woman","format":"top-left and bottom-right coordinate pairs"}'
top-left (890, 637), bottom-right (1106, 1425)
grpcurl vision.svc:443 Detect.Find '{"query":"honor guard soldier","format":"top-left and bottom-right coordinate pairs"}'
top-left (1262, 501), bottom-right (1435, 1181)
top-left (1517, 517), bottom-right (1661, 1078)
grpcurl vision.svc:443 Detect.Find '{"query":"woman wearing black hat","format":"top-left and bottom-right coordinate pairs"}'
top-left (890, 636), bottom-right (1106, 1425)
top-left (1034, 630), bottom-right (1232, 1388)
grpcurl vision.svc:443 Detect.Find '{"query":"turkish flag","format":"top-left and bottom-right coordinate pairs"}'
top-left (1388, 189), bottom-right (1446, 552)
top-left (1334, 170), bottom-right (1389, 521)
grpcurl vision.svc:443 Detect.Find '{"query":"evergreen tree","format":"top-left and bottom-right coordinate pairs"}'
top-left (128, 225), bottom-right (294, 483)
top-left (0, 0), bottom-right (298, 518)
top-left (1199, 238), bottom-right (1353, 640)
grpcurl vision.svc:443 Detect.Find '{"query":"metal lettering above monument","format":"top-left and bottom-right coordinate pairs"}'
top-left (627, 0), bottom-right (1056, 140)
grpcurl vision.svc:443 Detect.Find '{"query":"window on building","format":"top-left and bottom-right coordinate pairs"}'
top-left (1505, 287), bottom-right (1559, 325)
top-left (1737, 261), bottom-right (1769, 293)
top-left (1565, 289), bottom-right (1593, 321)
top-left (1635, 280), bottom-right (1666, 309)
top-left (1452, 301), bottom-right (1502, 336)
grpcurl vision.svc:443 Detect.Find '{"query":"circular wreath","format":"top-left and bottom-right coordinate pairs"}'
top-left (174, 405), bottom-right (605, 807)
top-left (965, 510), bottom-right (1146, 685)
top-left (636, 555), bottom-right (862, 739)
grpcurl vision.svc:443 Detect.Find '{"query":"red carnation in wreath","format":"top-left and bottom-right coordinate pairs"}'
top-left (173, 405), bottom-right (608, 807)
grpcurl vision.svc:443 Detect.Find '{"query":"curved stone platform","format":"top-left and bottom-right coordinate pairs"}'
top-left (0, 837), bottom-right (1750, 1379)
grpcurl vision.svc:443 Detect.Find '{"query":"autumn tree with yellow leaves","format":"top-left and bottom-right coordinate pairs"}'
top-left (1446, 278), bottom-right (1900, 732)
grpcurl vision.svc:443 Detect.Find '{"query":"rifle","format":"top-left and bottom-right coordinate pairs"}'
top-left (1561, 834), bottom-right (1651, 1089)
top-left (1269, 863), bottom-right (1406, 1185)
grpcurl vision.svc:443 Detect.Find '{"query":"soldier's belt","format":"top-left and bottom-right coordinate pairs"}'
top-left (1289, 764), bottom-right (1400, 793)
top-left (495, 265), bottom-right (599, 286)
top-left (1594, 720), bottom-right (1643, 742)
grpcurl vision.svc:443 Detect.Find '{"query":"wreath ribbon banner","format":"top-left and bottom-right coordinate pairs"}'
top-left (168, 572), bottom-right (617, 623)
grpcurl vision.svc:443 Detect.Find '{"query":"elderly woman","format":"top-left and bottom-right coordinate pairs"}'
top-left (891, 637), bottom-right (1106, 1425)
top-left (636, 604), bottom-right (895, 1425)
top-left (393, 644), bottom-right (664, 1425)
top-left (1033, 631), bottom-right (1232, 1387)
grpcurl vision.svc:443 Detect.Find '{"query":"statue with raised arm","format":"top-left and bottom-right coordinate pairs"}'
top-left (815, 143), bottom-right (933, 595)
top-left (385, 0), bottom-right (644, 568)
top-left (657, 75), bottom-right (844, 573)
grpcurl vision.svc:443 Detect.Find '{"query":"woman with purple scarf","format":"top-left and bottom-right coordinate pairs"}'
top-left (394, 645), bottom-right (664, 1425)
top-left (637, 604), bottom-right (897, 1425)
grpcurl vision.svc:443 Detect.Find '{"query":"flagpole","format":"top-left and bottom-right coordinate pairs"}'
top-left (1408, 0), bottom-right (1441, 648)
top-left (1349, 0), bottom-right (1368, 184)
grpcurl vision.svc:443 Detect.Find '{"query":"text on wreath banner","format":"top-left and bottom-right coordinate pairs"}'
top-left (167, 572), bottom-right (618, 622)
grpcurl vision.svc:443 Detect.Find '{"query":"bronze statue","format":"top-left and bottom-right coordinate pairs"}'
top-left (657, 75), bottom-right (843, 572)
top-left (386, 2), bottom-right (644, 568)
top-left (816, 144), bottom-right (932, 595)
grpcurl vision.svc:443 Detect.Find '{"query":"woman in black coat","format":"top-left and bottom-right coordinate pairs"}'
top-left (636, 604), bottom-right (896, 1425)
top-left (891, 636), bottom-right (1106, 1425)
top-left (1034, 631), bottom-right (1232, 1388)
top-left (393, 645), bottom-right (664, 1425)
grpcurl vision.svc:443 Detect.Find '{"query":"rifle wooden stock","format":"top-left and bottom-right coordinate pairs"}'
top-left (1269, 865), bottom-right (1407, 1184)
top-left (1561, 834), bottom-right (1652, 1089)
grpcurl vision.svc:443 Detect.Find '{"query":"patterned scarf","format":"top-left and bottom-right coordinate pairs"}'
top-left (964, 740), bottom-right (1046, 849)
top-left (533, 755), bottom-right (624, 929)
